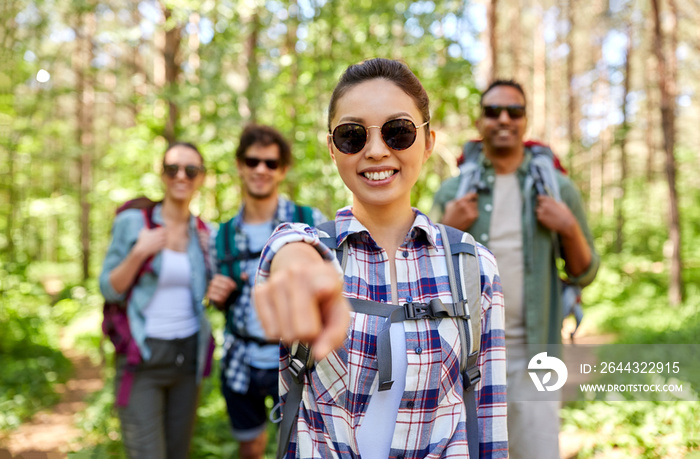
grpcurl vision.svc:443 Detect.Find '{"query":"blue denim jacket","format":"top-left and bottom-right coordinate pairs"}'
top-left (99, 203), bottom-right (213, 380)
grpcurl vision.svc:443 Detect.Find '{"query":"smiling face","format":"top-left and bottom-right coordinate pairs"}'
top-left (476, 85), bottom-right (527, 156)
top-left (161, 144), bottom-right (205, 203)
top-left (328, 78), bottom-right (435, 213)
top-left (237, 143), bottom-right (288, 200)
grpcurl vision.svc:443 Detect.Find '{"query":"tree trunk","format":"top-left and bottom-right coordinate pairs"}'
top-left (509, 0), bottom-right (524, 84)
top-left (644, 54), bottom-right (657, 181)
top-left (188, 12), bottom-right (201, 124)
top-left (486, 0), bottom-right (499, 81)
top-left (74, 8), bottom-right (96, 281)
top-left (651, 0), bottom-right (683, 305)
top-left (614, 27), bottom-right (632, 253)
top-left (286, 0), bottom-right (299, 134)
top-left (1, 2), bottom-right (19, 262)
top-left (161, 4), bottom-right (183, 144)
top-left (532, 7), bottom-right (547, 141)
top-left (566, 0), bottom-right (577, 172)
top-left (245, 10), bottom-right (261, 123)
top-left (129, 0), bottom-right (147, 123)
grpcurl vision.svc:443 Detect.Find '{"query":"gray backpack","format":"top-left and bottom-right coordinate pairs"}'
top-left (457, 140), bottom-right (583, 340)
top-left (277, 221), bottom-right (484, 459)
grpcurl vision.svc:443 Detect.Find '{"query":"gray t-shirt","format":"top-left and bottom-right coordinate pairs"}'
top-left (489, 173), bottom-right (526, 344)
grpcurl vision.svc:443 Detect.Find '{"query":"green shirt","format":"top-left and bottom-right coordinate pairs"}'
top-left (431, 152), bottom-right (599, 348)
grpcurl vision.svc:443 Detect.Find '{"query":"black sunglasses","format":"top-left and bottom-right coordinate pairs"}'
top-left (482, 105), bottom-right (526, 119)
top-left (163, 164), bottom-right (204, 179)
top-left (331, 118), bottom-right (429, 155)
top-left (243, 157), bottom-right (280, 170)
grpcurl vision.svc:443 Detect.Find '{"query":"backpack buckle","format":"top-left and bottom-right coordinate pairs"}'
top-left (463, 362), bottom-right (481, 390)
top-left (403, 302), bottom-right (431, 320)
top-left (289, 341), bottom-right (313, 384)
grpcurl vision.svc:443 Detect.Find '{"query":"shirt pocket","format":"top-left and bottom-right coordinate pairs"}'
top-left (311, 345), bottom-right (349, 411)
top-left (312, 312), bottom-right (381, 416)
top-left (438, 317), bottom-right (466, 407)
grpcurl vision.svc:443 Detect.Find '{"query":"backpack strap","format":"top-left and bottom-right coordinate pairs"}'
top-left (527, 148), bottom-right (586, 338)
top-left (195, 216), bottom-right (212, 276)
top-left (277, 220), bottom-right (340, 459)
top-left (294, 203), bottom-right (316, 226)
top-left (316, 220), bottom-right (348, 271)
top-left (438, 223), bottom-right (482, 459)
top-left (112, 202), bottom-right (159, 407)
top-left (529, 148), bottom-right (561, 201)
top-left (456, 141), bottom-right (484, 198)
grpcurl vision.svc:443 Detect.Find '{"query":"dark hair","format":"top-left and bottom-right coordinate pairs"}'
top-left (235, 124), bottom-right (292, 167)
top-left (480, 79), bottom-right (527, 107)
top-left (327, 58), bottom-right (430, 134)
top-left (163, 142), bottom-right (204, 167)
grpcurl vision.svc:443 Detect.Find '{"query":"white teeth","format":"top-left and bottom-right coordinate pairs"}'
top-left (363, 170), bottom-right (395, 181)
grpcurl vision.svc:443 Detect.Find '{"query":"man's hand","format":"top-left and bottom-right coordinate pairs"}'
top-left (442, 192), bottom-right (479, 230)
top-left (205, 273), bottom-right (241, 309)
top-left (132, 227), bottom-right (167, 259)
top-left (535, 195), bottom-right (577, 236)
top-left (254, 243), bottom-right (350, 361)
top-left (536, 195), bottom-right (592, 276)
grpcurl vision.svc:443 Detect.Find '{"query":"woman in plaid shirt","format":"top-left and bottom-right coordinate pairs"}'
top-left (254, 58), bottom-right (508, 458)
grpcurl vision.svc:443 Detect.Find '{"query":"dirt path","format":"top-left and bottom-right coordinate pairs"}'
top-left (558, 329), bottom-right (616, 459)
top-left (0, 348), bottom-right (103, 459)
top-left (0, 324), bottom-right (613, 459)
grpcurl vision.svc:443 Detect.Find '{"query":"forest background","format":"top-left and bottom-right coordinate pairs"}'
top-left (1, 0), bottom-right (699, 457)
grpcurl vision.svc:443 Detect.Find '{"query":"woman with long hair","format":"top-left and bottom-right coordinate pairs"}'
top-left (100, 142), bottom-right (212, 459)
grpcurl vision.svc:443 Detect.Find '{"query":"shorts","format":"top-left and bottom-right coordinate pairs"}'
top-left (221, 366), bottom-right (279, 442)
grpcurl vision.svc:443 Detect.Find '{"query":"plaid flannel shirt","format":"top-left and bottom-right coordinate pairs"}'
top-left (257, 207), bottom-right (508, 459)
top-left (219, 197), bottom-right (326, 393)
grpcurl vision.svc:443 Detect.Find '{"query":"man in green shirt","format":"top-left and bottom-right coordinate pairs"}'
top-left (431, 80), bottom-right (599, 459)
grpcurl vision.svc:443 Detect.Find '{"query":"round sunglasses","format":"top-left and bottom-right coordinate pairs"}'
top-left (163, 163), bottom-right (205, 179)
top-left (331, 118), bottom-right (429, 155)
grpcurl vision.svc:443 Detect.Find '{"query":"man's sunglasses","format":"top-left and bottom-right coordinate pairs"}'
top-left (482, 105), bottom-right (526, 119)
top-left (243, 157), bottom-right (280, 170)
top-left (163, 164), bottom-right (205, 179)
top-left (331, 118), bottom-right (429, 155)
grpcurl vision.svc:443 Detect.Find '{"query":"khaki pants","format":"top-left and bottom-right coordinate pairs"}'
top-left (506, 345), bottom-right (561, 459)
top-left (115, 334), bottom-right (199, 459)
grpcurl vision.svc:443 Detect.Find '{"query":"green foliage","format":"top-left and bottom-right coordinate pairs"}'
top-left (3, 0), bottom-right (700, 456)
top-left (0, 285), bottom-right (73, 430)
top-left (562, 401), bottom-right (699, 458)
top-left (560, 246), bottom-right (700, 455)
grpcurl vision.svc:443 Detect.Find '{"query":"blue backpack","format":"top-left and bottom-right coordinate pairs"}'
top-left (457, 140), bottom-right (584, 340)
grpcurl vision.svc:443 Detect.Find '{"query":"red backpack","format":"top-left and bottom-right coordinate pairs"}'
top-left (102, 197), bottom-right (213, 406)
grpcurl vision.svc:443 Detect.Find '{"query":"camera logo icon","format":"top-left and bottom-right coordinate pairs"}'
top-left (528, 352), bottom-right (568, 392)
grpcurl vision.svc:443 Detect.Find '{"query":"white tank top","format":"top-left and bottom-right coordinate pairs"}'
top-left (143, 249), bottom-right (199, 339)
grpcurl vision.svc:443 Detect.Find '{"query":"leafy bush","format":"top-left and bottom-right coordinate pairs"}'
top-left (0, 285), bottom-right (73, 430)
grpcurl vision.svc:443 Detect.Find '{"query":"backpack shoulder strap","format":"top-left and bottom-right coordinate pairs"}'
top-left (438, 223), bottom-right (481, 459)
top-left (294, 203), bottom-right (316, 226)
top-left (437, 225), bottom-right (481, 375)
top-left (195, 216), bottom-right (212, 276)
top-left (456, 141), bottom-right (484, 198)
top-left (528, 144), bottom-right (561, 201)
top-left (215, 219), bottom-right (239, 280)
top-left (316, 220), bottom-right (348, 272)
top-left (277, 219), bottom-right (341, 459)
